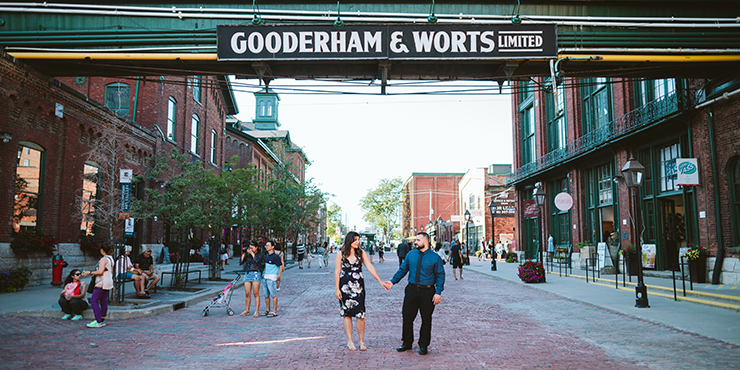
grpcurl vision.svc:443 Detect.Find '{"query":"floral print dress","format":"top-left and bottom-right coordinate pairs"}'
top-left (339, 257), bottom-right (365, 318)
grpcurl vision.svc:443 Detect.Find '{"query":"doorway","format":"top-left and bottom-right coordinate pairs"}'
top-left (658, 195), bottom-right (685, 271)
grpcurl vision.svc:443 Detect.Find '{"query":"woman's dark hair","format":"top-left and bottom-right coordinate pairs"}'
top-left (63, 269), bottom-right (82, 286)
top-left (100, 241), bottom-right (114, 256)
top-left (341, 231), bottom-right (362, 264)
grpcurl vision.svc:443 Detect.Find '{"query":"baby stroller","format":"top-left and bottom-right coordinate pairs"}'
top-left (202, 273), bottom-right (241, 317)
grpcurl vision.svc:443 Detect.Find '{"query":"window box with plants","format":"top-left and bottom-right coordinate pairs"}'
top-left (10, 230), bottom-right (57, 258)
top-left (685, 243), bottom-right (708, 283)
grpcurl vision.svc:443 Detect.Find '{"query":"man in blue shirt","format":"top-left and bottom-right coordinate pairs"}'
top-left (384, 232), bottom-right (445, 355)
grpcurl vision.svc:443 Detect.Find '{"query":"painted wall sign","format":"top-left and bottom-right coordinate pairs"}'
top-left (523, 199), bottom-right (539, 218)
top-left (676, 158), bottom-right (700, 186)
top-left (217, 24), bottom-right (558, 61)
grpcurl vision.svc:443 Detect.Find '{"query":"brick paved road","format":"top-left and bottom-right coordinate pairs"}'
top-left (1, 254), bottom-right (738, 369)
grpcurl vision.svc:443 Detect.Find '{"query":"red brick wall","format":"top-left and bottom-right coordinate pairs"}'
top-left (403, 174), bottom-right (462, 237)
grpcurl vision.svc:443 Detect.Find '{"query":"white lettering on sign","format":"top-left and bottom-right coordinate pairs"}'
top-left (390, 31), bottom-right (409, 53)
top-left (231, 32), bottom-right (246, 54)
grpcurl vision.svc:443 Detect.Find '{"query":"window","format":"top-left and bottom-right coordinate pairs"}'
top-left (167, 97), bottom-right (176, 141)
top-left (549, 178), bottom-right (571, 247)
top-left (210, 130), bottom-right (217, 164)
top-left (80, 162), bottom-right (100, 235)
top-left (598, 164), bottom-right (613, 205)
top-left (659, 143), bottom-right (680, 193)
top-left (14, 143), bottom-right (44, 233)
top-left (193, 76), bottom-right (201, 102)
top-left (636, 79), bottom-right (677, 107)
top-left (105, 83), bottom-right (130, 118)
top-left (190, 115), bottom-right (200, 155)
top-left (581, 78), bottom-right (612, 133)
top-left (519, 81), bottom-right (536, 164)
top-left (546, 79), bottom-right (567, 152)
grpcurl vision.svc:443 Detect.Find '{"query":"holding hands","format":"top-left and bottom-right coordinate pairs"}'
top-left (380, 281), bottom-right (393, 290)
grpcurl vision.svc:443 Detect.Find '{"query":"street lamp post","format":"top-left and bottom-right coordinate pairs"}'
top-left (622, 157), bottom-right (649, 308)
top-left (534, 183), bottom-right (547, 282)
top-left (488, 198), bottom-right (497, 271)
top-left (464, 210), bottom-right (471, 265)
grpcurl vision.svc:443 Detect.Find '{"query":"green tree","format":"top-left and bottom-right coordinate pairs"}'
top-left (326, 204), bottom-right (344, 244)
top-left (359, 178), bottom-right (403, 242)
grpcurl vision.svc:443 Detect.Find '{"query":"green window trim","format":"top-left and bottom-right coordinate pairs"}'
top-left (190, 114), bottom-right (200, 155)
top-left (545, 79), bottom-right (567, 152)
top-left (105, 82), bottom-right (130, 118)
top-left (580, 77), bottom-right (612, 134)
top-left (519, 81), bottom-right (536, 165)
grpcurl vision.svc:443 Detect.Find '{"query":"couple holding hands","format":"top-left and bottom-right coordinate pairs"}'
top-left (334, 231), bottom-right (445, 355)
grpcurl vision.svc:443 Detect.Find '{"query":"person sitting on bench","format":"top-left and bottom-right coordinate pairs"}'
top-left (118, 245), bottom-right (149, 298)
top-left (135, 248), bottom-right (160, 294)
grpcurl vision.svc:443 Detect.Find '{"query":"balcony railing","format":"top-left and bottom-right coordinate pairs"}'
top-left (507, 90), bottom-right (690, 185)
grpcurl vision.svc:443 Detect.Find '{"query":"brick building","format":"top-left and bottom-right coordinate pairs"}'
top-left (459, 165), bottom-right (515, 253)
top-left (0, 53), bottom-right (237, 284)
top-left (403, 173), bottom-right (463, 243)
top-left (509, 76), bottom-right (740, 284)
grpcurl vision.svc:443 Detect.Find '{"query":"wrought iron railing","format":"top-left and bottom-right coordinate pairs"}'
top-left (507, 90), bottom-right (690, 185)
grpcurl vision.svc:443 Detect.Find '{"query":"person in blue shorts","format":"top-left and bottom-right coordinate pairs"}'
top-left (261, 241), bottom-right (283, 317)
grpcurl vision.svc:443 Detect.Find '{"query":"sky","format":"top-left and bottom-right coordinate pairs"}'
top-left (231, 78), bottom-right (513, 230)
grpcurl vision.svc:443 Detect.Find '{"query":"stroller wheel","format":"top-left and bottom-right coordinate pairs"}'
top-left (202, 308), bottom-right (209, 317)
top-left (227, 308), bottom-right (234, 316)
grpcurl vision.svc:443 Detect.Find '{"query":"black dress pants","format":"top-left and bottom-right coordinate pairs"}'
top-left (58, 297), bottom-right (89, 315)
top-left (402, 284), bottom-right (436, 347)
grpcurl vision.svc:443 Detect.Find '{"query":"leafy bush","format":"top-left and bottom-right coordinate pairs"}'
top-left (0, 266), bottom-right (33, 293)
top-left (685, 243), bottom-right (707, 261)
top-left (517, 260), bottom-right (545, 283)
top-left (11, 231), bottom-right (57, 257)
top-left (506, 252), bottom-right (518, 263)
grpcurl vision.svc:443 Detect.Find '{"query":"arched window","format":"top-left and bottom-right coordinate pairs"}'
top-left (14, 142), bottom-right (45, 233)
top-left (105, 83), bottom-right (130, 118)
top-left (80, 162), bottom-right (100, 236)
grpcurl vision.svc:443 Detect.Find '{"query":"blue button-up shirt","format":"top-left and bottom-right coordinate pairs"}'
top-left (391, 248), bottom-right (446, 295)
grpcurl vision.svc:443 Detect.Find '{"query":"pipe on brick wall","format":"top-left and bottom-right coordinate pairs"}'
top-left (132, 76), bottom-right (140, 123)
top-left (708, 108), bottom-right (724, 285)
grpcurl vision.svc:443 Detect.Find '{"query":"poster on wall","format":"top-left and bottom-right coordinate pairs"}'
top-left (642, 244), bottom-right (656, 268)
top-left (676, 158), bottom-right (700, 186)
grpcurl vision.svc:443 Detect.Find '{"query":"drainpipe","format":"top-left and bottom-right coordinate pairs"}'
top-left (132, 76), bottom-right (140, 123)
top-left (708, 108), bottom-right (724, 284)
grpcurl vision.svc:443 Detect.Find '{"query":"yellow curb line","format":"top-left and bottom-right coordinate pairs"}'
top-left (588, 282), bottom-right (740, 310)
top-left (545, 270), bottom-right (740, 302)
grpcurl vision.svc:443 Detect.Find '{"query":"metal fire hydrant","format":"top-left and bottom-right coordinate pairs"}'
top-left (51, 254), bottom-right (68, 287)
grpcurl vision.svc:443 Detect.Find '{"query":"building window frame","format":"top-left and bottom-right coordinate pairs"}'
top-left (545, 79), bottom-right (567, 152)
top-left (210, 129), bottom-right (217, 164)
top-left (166, 97), bottom-right (177, 142)
top-left (190, 114), bottom-right (200, 155)
top-left (105, 82), bottom-right (130, 118)
top-left (80, 162), bottom-right (101, 236)
top-left (519, 81), bottom-right (536, 164)
top-left (14, 142), bottom-right (45, 233)
top-left (193, 76), bottom-right (201, 103)
top-left (658, 142), bottom-right (681, 193)
top-left (729, 157), bottom-right (740, 251)
top-left (635, 78), bottom-right (677, 107)
top-left (581, 77), bottom-right (612, 133)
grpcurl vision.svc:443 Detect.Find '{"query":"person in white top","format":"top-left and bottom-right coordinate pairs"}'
top-left (82, 242), bottom-right (115, 328)
top-left (116, 245), bottom-right (149, 298)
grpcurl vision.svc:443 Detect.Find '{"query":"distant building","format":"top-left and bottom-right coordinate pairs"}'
top-left (403, 173), bottom-right (464, 243)
top-left (459, 165), bottom-right (515, 252)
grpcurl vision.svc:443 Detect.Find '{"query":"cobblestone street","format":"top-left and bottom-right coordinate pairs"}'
top-left (1, 255), bottom-right (738, 369)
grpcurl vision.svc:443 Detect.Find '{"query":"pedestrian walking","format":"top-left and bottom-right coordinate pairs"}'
top-left (82, 242), bottom-right (114, 328)
top-left (262, 241), bottom-right (283, 317)
top-left (448, 240), bottom-right (464, 280)
top-left (335, 231), bottom-right (388, 351)
top-left (240, 240), bottom-right (263, 317)
top-left (396, 240), bottom-right (410, 266)
top-left (378, 243), bottom-right (385, 263)
top-left (296, 241), bottom-right (306, 269)
top-left (385, 232), bottom-right (445, 355)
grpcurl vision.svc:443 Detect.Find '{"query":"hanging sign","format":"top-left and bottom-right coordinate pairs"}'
top-left (554, 192), bottom-right (573, 211)
top-left (217, 24), bottom-right (558, 61)
top-left (523, 199), bottom-right (539, 218)
top-left (676, 158), bottom-right (700, 186)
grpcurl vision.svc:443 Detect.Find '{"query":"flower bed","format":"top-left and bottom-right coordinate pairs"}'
top-left (10, 231), bottom-right (57, 257)
top-left (518, 260), bottom-right (545, 283)
top-left (0, 266), bottom-right (33, 293)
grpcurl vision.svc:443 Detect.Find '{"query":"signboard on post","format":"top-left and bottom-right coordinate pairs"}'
top-left (119, 169), bottom-right (133, 218)
top-left (676, 158), bottom-right (700, 186)
top-left (217, 24), bottom-right (558, 61)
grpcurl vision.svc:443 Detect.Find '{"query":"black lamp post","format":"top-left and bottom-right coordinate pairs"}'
top-left (622, 157), bottom-right (649, 308)
top-left (534, 183), bottom-right (547, 282)
top-left (488, 198), bottom-right (497, 271)
top-left (464, 209), bottom-right (471, 265)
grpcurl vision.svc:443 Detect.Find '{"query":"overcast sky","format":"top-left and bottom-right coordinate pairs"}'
top-left (231, 78), bottom-right (513, 231)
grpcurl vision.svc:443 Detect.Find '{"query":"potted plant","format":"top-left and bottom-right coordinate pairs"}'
top-left (506, 252), bottom-right (517, 263)
top-left (0, 266), bottom-right (33, 293)
top-left (685, 243), bottom-right (708, 283)
top-left (620, 244), bottom-right (640, 276)
top-left (10, 230), bottom-right (57, 257)
top-left (518, 260), bottom-right (545, 283)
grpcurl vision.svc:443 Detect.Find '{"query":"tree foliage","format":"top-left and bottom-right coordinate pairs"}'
top-left (326, 203), bottom-right (344, 244)
top-left (359, 178), bottom-right (403, 239)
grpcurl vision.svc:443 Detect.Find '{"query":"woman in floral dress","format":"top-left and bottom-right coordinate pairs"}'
top-left (334, 231), bottom-right (386, 351)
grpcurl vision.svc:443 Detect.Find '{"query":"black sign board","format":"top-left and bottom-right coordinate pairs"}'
top-left (217, 24), bottom-right (557, 61)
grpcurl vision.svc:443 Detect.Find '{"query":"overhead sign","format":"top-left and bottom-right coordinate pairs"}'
top-left (676, 158), bottom-right (700, 186)
top-left (217, 24), bottom-right (558, 61)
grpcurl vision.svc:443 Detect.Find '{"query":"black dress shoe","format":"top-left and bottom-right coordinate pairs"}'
top-left (396, 344), bottom-right (412, 352)
top-left (419, 347), bottom-right (428, 355)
